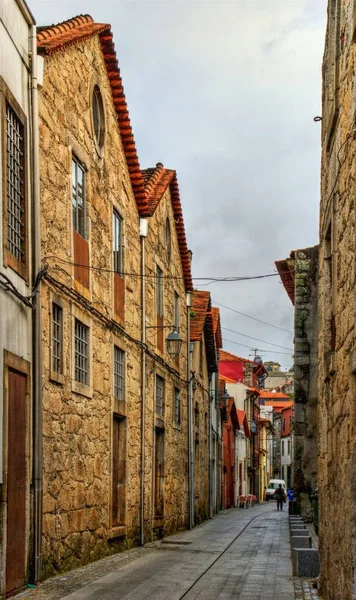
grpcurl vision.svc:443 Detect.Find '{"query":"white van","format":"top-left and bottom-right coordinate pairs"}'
top-left (265, 479), bottom-right (286, 501)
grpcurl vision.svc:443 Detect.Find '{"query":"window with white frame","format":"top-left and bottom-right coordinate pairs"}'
top-left (173, 387), bottom-right (180, 425)
top-left (114, 346), bottom-right (125, 400)
top-left (156, 266), bottom-right (163, 318)
top-left (52, 303), bottom-right (63, 374)
top-left (113, 211), bottom-right (123, 276)
top-left (72, 157), bottom-right (86, 238)
top-left (74, 318), bottom-right (89, 385)
top-left (156, 375), bottom-right (164, 416)
top-left (6, 102), bottom-right (25, 265)
top-left (174, 292), bottom-right (179, 331)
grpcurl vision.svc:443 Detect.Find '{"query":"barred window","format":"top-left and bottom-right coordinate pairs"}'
top-left (74, 319), bottom-right (89, 385)
top-left (72, 157), bottom-right (86, 238)
top-left (113, 211), bottom-right (123, 275)
top-left (156, 375), bottom-right (164, 416)
top-left (52, 303), bottom-right (63, 373)
top-left (114, 346), bottom-right (125, 400)
top-left (174, 387), bottom-right (180, 425)
top-left (6, 102), bottom-right (25, 263)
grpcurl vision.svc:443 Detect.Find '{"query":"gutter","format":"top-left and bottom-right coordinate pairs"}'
top-left (30, 25), bottom-right (43, 584)
top-left (139, 218), bottom-right (148, 546)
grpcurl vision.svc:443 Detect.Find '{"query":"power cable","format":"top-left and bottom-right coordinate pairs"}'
top-left (212, 299), bottom-right (292, 334)
top-left (222, 338), bottom-right (293, 356)
top-left (42, 255), bottom-right (280, 283)
top-left (221, 327), bottom-right (293, 351)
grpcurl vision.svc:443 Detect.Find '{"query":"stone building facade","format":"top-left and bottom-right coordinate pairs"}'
top-left (0, 1), bottom-right (41, 595)
top-left (37, 15), bottom-right (193, 577)
top-left (318, 2), bottom-right (356, 598)
top-left (190, 291), bottom-right (219, 523)
top-left (276, 248), bottom-right (318, 519)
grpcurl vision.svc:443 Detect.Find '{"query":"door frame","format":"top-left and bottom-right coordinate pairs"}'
top-left (2, 350), bottom-right (31, 596)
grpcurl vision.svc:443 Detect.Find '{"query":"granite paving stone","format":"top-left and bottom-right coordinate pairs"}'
top-left (17, 503), bottom-right (315, 600)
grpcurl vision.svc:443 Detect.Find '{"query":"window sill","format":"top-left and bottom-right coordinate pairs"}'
top-left (72, 380), bottom-right (93, 399)
top-left (109, 525), bottom-right (127, 540)
top-left (155, 415), bottom-right (165, 430)
top-left (173, 422), bottom-right (181, 431)
top-left (50, 371), bottom-right (65, 385)
top-left (113, 397), bottom-right (127, 417)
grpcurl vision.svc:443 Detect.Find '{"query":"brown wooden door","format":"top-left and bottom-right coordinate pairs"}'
top-left (6, 369), bottom-right (27, 595)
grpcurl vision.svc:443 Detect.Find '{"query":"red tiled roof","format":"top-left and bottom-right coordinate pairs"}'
top-left (275, 258), bottom-right (295, 305)
top-left (237, 410), bottom-right (251, 437)
top-left (190, 291), bottom-right (217, 372)
top-left (142, 164), bottom-right (193, 291)
top-left (37, 15), bottom-right (149, 217)
top-left (190, 291), bottom-right (211, 342)
top-left (220, 374), bottom-right (237, 384)
top-left (219, 349), bottom-right (254, 364)
top-left (259, 391), bottom-right (291, 399)
top-left (264, 400), bottom-right (294, 411)
top-left (211, 307), bottom-right (223, 349)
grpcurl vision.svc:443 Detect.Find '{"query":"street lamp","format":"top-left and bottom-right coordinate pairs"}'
top-left (166, 329), bottom-right (183, 358)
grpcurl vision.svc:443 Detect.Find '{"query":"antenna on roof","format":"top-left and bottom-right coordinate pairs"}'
top-left (249, 348), bottom-right (264, 361)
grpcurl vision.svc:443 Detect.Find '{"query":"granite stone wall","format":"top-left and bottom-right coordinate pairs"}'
top-left (318, 2), bottom-right (356, 598)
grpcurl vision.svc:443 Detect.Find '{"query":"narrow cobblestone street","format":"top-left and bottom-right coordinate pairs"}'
top-left (19, 504), bottom-right (319, 600)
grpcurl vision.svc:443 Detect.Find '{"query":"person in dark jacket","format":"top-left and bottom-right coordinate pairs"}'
top-left (275, 484), bottom-right (286, 511)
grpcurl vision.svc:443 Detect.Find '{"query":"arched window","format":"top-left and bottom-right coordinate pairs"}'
top-left (92, 85), bottom-right (105, 149)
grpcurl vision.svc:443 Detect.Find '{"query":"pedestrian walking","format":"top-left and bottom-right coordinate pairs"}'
top-left (275, 484), bottom-right (286, 511)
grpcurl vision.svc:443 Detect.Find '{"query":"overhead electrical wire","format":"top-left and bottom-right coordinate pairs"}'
top-left (42, 255), bottom-right (280, 283)
top-left (212, 299), bottom-right (293, 334)
top-left (222, 338), bottom-right (293, 356)
top-left (221, 326), bottom-right (293, 351)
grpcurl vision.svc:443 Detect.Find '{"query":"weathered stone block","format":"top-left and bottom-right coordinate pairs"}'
top-left (292, 548), bottom-right (319, 577)
top-left (291, 535), bottom-right (312, 549)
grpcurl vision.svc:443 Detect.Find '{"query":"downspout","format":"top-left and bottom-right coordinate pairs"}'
top-left (187, 292), bottom-right (194, 529)
top-left (30, 25), bottom-right (43, 584)
top-left (139, 218), bottom-right (148, 546)
top-left (208, 372), bottom-right (213, 518)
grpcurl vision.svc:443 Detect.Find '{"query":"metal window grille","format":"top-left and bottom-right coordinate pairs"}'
top-left (174, 387), bottom-right (180, 425)
top-left (114, 346), bottom-right (125, 400)
top-left (156, 266), bottom-right (163, 317)
top-left (6, 103), bottom-right (25, 262)
top-left (174, 292), bottom-right (179, 331)
top-left (74, 319), bottom-right (89, 385)
top-left (52, 303), bottom-right (63, 373)
top-left (156, 375), bottom-right (164, 416)
top-left (113, 211), bottom-right (123, 275)
top-left (72, 158), bottom-right (86, 238)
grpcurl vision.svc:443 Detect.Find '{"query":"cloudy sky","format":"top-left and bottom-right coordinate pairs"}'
top-left (30, 0), bottom-right (327, 369)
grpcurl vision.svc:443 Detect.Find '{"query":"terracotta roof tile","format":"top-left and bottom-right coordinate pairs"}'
top-left (259, 391), bottom-right (291, 399)
top-left (190, 291), bottom-right (211, 342)
top-left (275, 258), bottom-right (295, 305)
top-left (37, 15), bottom-right (149, 217)
top-left (219, 349), bottom-right (254, 364)
top-left (142, 164), bottom-right (193, 291)
top-left (211, 307), bottom-right (222, 349)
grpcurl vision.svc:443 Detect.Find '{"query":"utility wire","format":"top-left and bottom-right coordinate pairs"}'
top-left (43, 255), bottom-right (280, 283)
top-left (222, 338), bottom-right (293, 356)
top-left (212, 299), bottom-right (293, 334)
top-left (221, 327), bottom-right (293, 351)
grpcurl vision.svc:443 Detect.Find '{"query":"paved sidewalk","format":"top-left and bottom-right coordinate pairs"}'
top-left (19, 504), bottom-right (297, 600)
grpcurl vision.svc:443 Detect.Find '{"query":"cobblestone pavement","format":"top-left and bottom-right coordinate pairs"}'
top-left (18, 504), bottom-right (319, 600)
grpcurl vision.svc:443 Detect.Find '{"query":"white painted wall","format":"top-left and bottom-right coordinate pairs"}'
top-left (226, 381), bottom-right (249, 501)
top-left (0, 0), bottom-right (34, 482)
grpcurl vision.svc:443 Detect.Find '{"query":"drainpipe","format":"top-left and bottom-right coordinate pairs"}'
top-left (139, 218), bottom-right (148, 546)
top-left (208, 373), bottom-right (213, 518)
top-left (30, 25), bottom-right (43, 584)
top-left (187, 292), bottom-right (194, 529)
